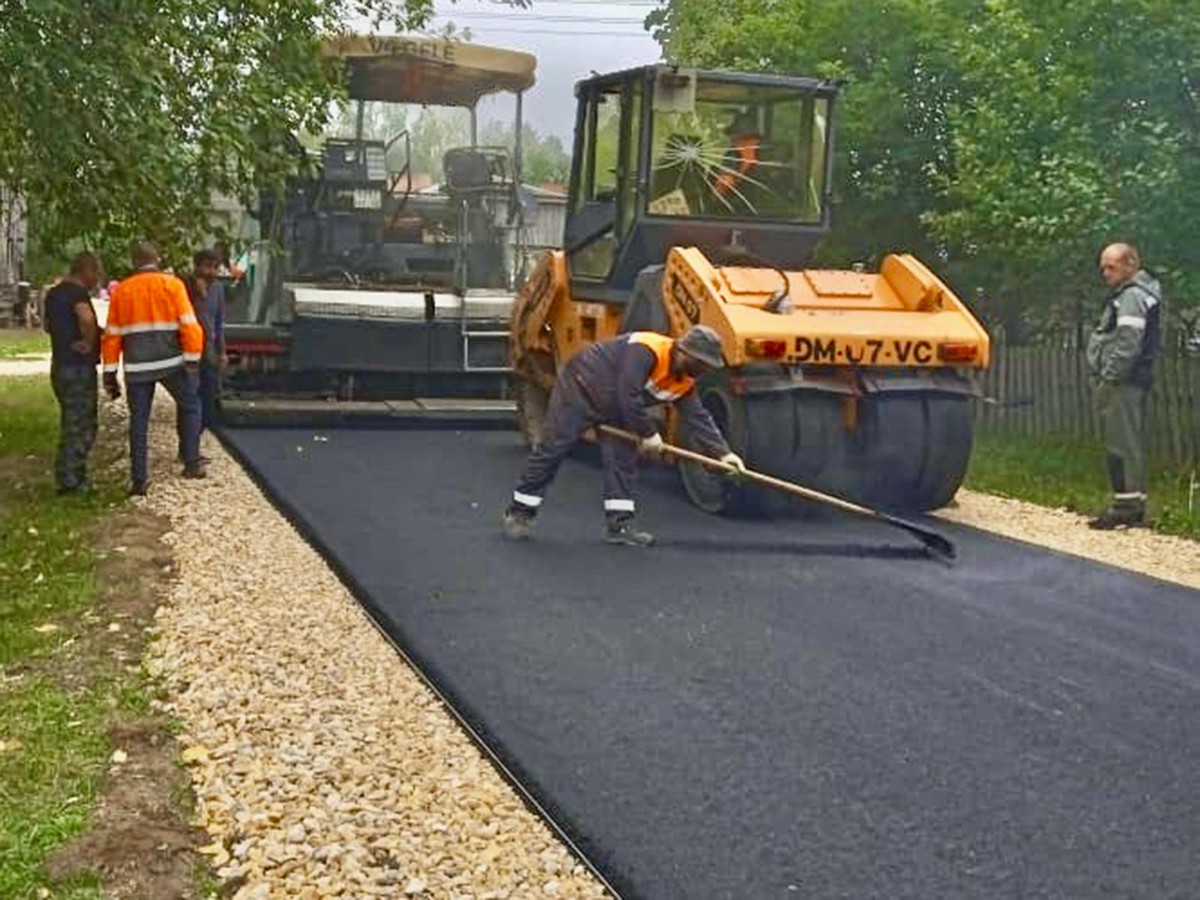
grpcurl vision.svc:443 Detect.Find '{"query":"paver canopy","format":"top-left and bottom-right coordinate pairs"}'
top-left (324, 35), bottom-right (538, 106)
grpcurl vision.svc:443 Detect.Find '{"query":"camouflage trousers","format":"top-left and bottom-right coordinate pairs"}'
top-left (50, 365), bottom-right (98, 491)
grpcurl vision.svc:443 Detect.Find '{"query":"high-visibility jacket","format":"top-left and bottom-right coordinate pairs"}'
top-left (559, 332), bottom-right (727, 455)
top-left (628, 332), bottom-right (695, 402)
top-left (714, 134), bottom-right (761, 197)
top-left (101, 269), bottom-right (203, 382)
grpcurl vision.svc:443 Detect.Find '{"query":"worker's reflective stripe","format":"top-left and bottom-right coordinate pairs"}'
top-left (604, 498), bottom-right (635, 512)
top-left (179, 312), bottom-right (198, 325)
top-left (183, 351), bottom-right (201, 362)
top-left (628, 332), bottom-right (695, 402)
top-left (105, 321), bottom-right (181, 336)
top-left (102, 362), bottom-right (119, 374)
top-left (123, 355), bottom-right (185, 373)
top-left (1115, 492), bottom-right (1148, 500)
top-left (1116, 315), bottom-right (1146, 331)
top-left (643, 380), bottom-right (687, 402)
top-left (121, 330), bottom-right (186, 368)
top-left (513, 491), bottom-right (543, 508)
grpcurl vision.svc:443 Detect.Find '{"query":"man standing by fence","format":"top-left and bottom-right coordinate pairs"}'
top-left (1086, 242), bottom-right (1162, 529)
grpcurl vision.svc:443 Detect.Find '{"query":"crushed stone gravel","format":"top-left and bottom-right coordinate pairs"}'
top-left (940, 488), bottom-right (1198, 590)
top-left (139, 406), bottom-right (609, 900)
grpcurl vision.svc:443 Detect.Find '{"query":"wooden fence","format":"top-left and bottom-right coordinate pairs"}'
top-left (976, 344), bottom-right (1200, 469)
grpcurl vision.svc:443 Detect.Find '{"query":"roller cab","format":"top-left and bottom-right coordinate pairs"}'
top-left (510, 65), bottom-right (990, 513)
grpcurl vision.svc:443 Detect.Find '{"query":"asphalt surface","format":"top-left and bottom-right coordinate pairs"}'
top-left (224, 427), bottom-right (1200, 900)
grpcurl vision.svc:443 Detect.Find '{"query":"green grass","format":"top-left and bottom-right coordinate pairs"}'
top-left (966, 430), bottom-right (1199, 538)
top-left (0, 331), bottom-right (51, 360)
top-left (0, 378), bottom-right (131, 898)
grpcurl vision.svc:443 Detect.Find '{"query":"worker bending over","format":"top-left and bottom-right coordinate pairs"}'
top-left (503, 326), bottom-right (745, 546)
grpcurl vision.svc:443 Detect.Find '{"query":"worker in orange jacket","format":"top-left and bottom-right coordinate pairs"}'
top-left (101, 241), bottom-right (206, 495)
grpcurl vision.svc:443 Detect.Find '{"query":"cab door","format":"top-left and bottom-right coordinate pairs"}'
top-left (565, 75), bottom-right (643, 295)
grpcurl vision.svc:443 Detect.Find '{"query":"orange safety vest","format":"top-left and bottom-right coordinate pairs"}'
top-left (628, 332), bottom-right (695, 403)
top-left (101, 269), bottom-right (204, 381)
top-left (714, 135), bottom-right (761, 197)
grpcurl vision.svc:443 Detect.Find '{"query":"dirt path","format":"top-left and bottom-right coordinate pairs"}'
top-left (0, 355), bottom-right (51, 377)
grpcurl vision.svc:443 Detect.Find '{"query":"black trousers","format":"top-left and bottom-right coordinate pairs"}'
top-left (511, 370), bottom-right (640, 521)
top-left (197, 359), bottom-right (220, 433)
top-left (50, 365), bottom-right (98, 491)
top-left (127, 367), bottom-right (201, 486)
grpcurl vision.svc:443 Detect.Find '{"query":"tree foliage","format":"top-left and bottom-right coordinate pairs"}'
top-left (649, 0), bottom-right (1200, 339)
top-left (0, 1), bottom-right (529, 275)
top-left (330, 104), bottom-right (569, 186)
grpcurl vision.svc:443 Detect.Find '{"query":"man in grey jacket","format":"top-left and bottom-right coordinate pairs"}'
top-left (1085, 242), bottom-right (1162, 529)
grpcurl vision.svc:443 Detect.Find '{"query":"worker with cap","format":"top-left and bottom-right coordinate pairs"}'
top-left (1085, 241), bottom-right (1162, 529)
top-left (714, 109), bottom-right (763, 202)
top-left (503, 325), bottom-right (746, 546)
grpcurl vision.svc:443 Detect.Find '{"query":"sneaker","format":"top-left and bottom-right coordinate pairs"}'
top-left (1088, 507), bottom-right (1147, 530)
top-left (502, 509), bottom-right (535, 540)
top-left (182, 466), bottom-right (207, 480)
top-left (603, 521), bottom-right (656, 547)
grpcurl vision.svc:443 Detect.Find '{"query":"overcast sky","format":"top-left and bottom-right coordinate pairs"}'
top-left (427, 0), bottom-right (663, 139)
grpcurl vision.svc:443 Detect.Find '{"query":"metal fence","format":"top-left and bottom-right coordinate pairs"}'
top-left (976, 344), bottom-right (1200, 469)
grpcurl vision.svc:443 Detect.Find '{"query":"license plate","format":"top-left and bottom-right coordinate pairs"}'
top-left (793, 337), bottom-right (938, 366)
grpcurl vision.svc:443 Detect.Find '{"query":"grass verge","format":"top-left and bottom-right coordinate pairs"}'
top-left (966, 429), bottom-right (1199, 539)
top-left (0, 330), bottom-right (51, 360)
top-left (0, 377), bottom-right (207, 898)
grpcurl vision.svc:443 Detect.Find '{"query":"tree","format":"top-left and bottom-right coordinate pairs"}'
top-left (648, 0), bottom-right (965, 268)
top-left (357, 107), bottom-right (568, 185)
top-left (650, 0), bottom-right (1200, 338)
top-left (925, 0), bottom-right (1200, 339)
top-left (0, 1), bottom-right (525, 276)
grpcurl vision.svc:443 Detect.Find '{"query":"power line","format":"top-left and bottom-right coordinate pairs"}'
top-left (447, 26), bottom-right (653, 36)
top-left (439, 13), bottom-right (649, 24)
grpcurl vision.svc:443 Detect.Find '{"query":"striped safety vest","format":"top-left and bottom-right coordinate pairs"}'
top-left (102, 270), bottom-right (204, 382)
top-left (628, 332), bottom-right (695, 403)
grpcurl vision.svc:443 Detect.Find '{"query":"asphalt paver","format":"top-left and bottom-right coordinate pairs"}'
top-left (224, 427), bottom-right (1200, 900)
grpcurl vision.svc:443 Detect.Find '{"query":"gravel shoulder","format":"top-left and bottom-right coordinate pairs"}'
top-left (940, 488), bottom-right (1199, 590)
top-left (141, 407), bottom-right (608, 899)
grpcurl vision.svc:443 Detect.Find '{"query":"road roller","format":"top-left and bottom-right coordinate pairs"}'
top-left (509, 64), bottom-right (990, 513)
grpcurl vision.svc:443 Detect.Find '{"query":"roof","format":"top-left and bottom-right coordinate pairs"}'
top-left (324, 35), bottom-right (537, 107)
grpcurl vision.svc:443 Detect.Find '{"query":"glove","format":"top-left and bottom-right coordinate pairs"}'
top-left (103, 372), bottom-right (121, 401)
top-left (720, 452), bottom-right (747, 480)
top-left (640, 432), bottom-right (665, 456)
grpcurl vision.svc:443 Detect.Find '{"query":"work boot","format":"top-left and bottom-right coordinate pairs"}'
top-left (129, 482), bottom-right (149, 497)
top-left (57, 479), bottom-right (92, 497)
top-left (182, 465), bottom-right (207, 480)
top-left (502, 506), bottom-right (536, 541)
top-left (1088, 505), bottom-right (1147, 530)
top-left (603, 518), bottom-right (656, 547)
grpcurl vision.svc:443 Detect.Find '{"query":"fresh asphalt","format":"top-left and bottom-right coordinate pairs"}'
top-left (223, 427), bottom-right (1200, 900)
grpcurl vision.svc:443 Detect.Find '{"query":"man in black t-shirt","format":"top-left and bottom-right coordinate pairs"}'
top-left (44, 252), bottom-right (103, 494)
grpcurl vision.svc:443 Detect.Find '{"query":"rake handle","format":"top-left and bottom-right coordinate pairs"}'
top-left (597, 424), bottom-right (957, 563)
top-left (598, 425), bottom-right (871, 518)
